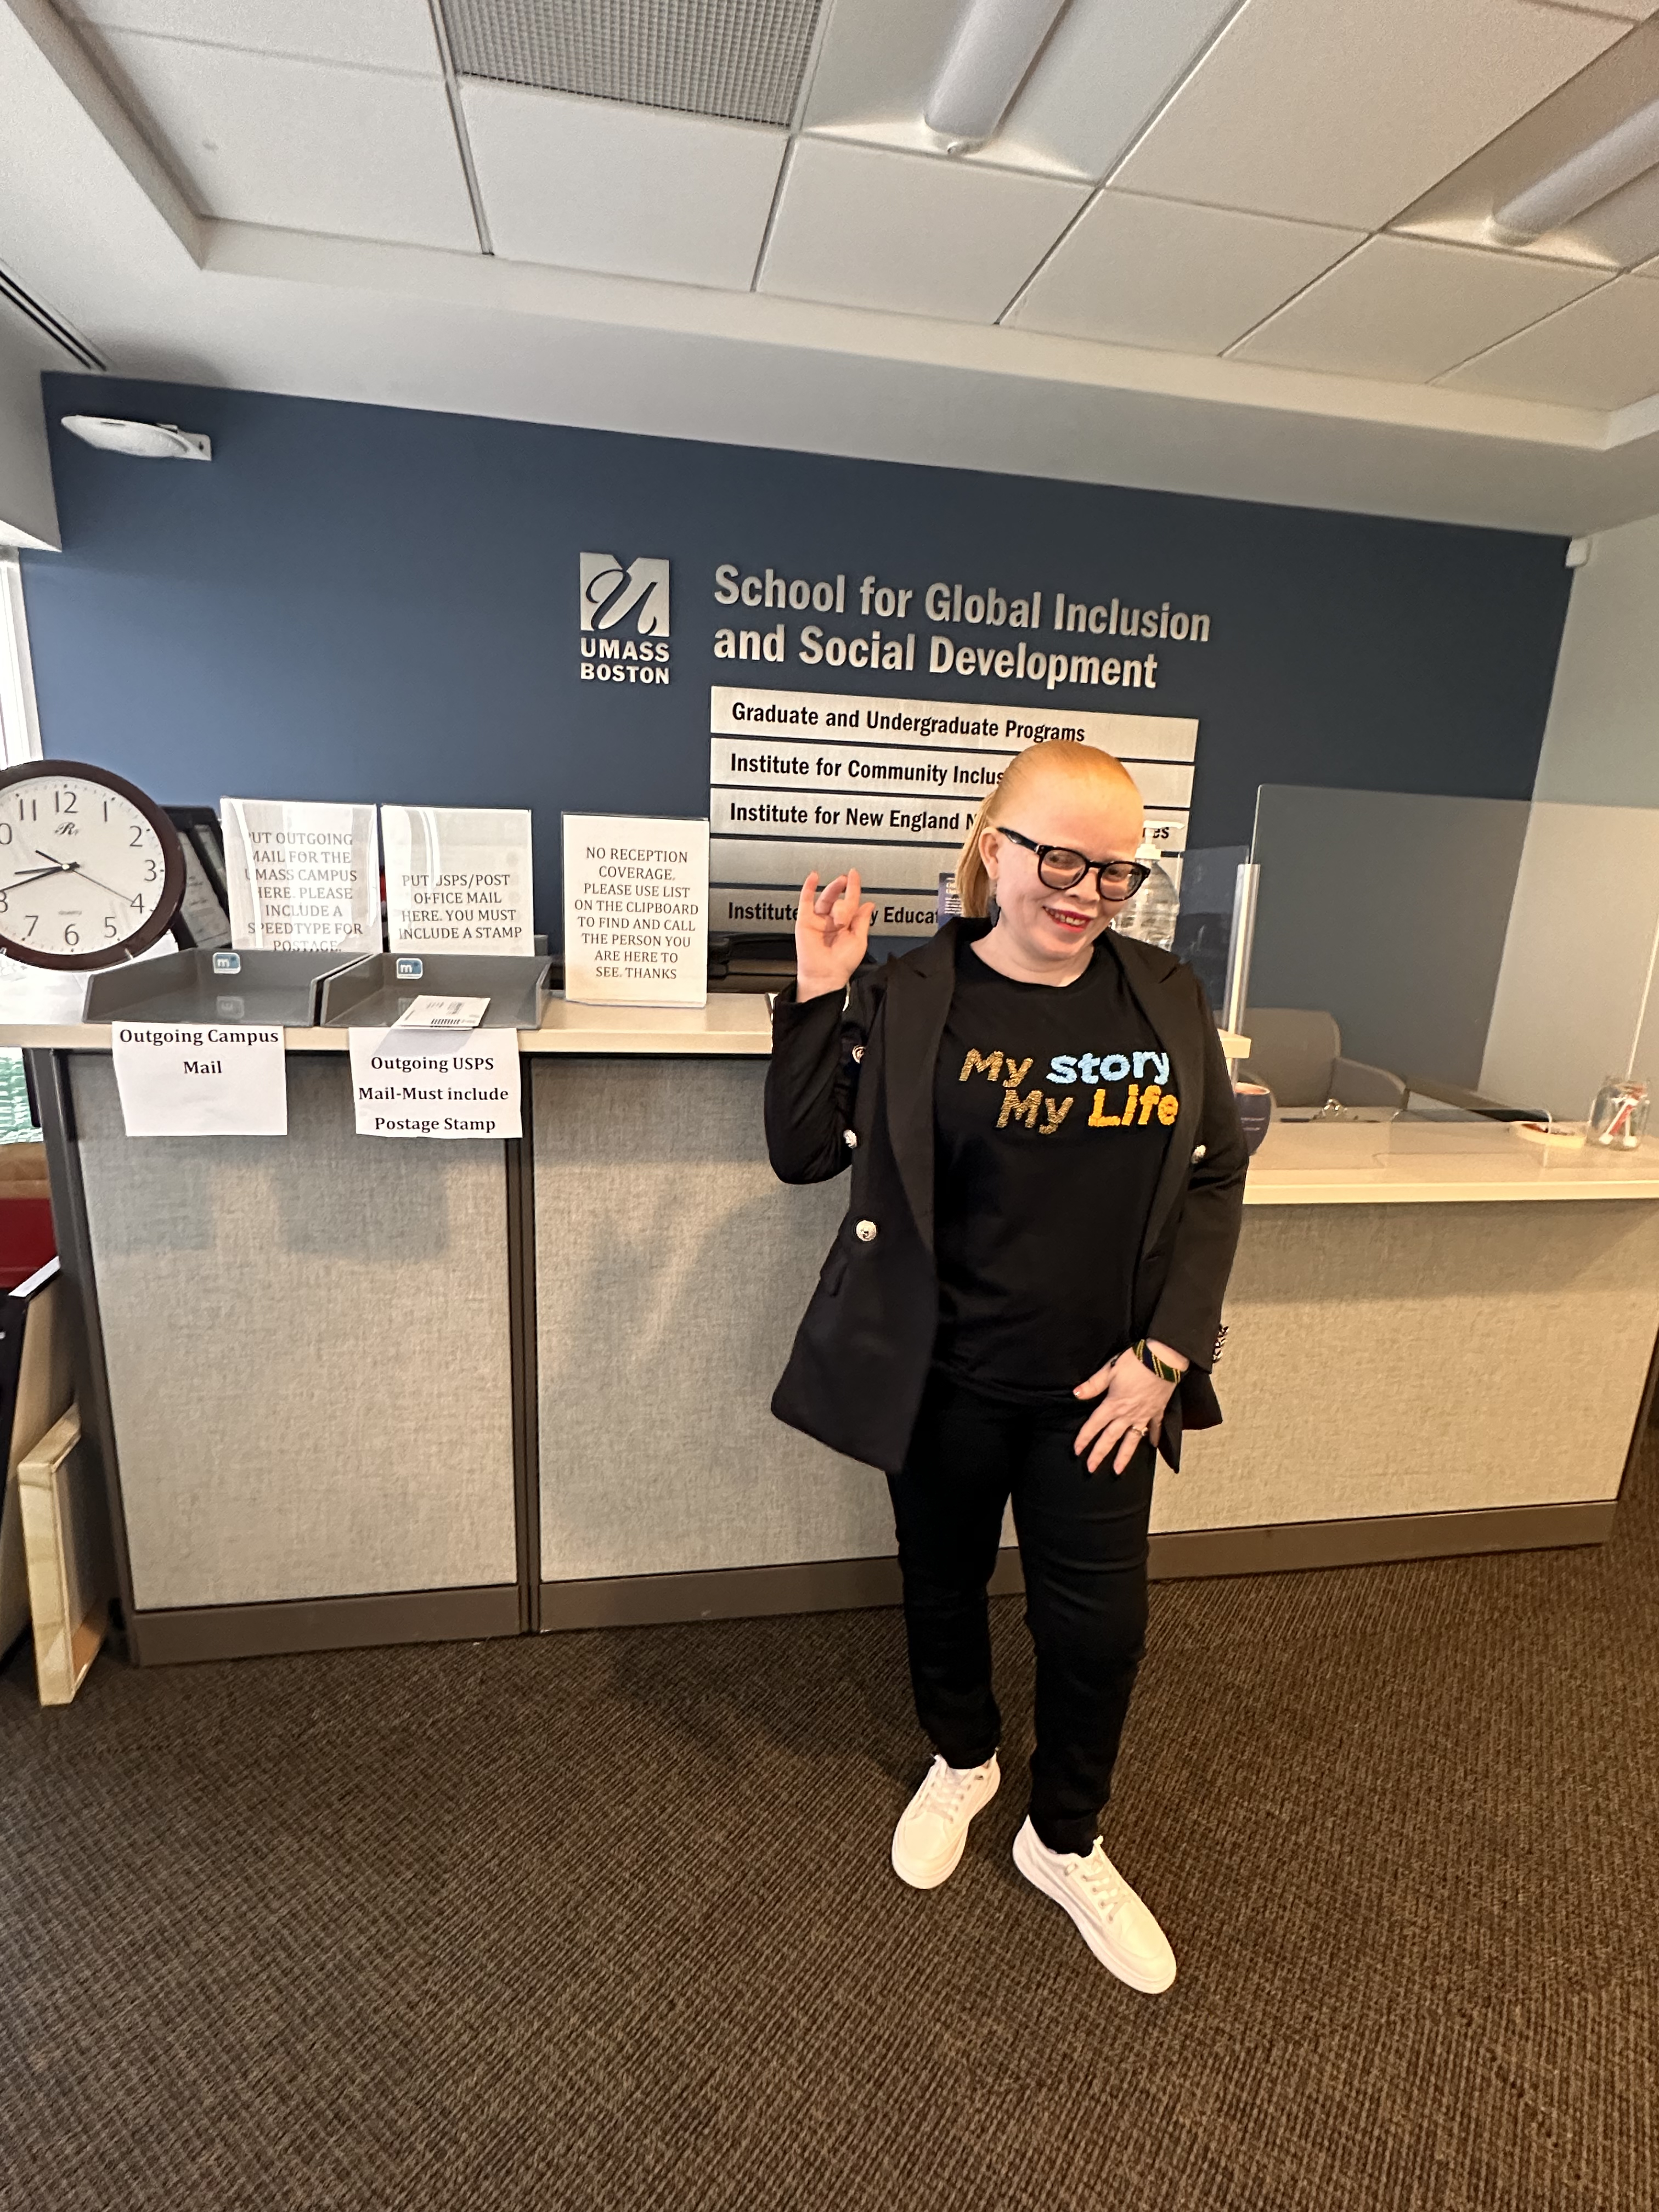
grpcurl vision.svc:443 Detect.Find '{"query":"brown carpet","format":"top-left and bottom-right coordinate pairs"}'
top-left (3, 1451), bottom-right (1656, 2211)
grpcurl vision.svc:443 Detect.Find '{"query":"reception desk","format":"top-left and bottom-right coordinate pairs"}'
top-left (10, 995), bottom-right (1657, 1663)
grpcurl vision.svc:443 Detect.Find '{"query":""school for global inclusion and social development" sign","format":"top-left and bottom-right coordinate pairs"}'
top-left (575, 550), bottom-right (1213, 936)
top-left (706, 560), bottom-right (1212, 936)
top-left (711, 565), bottom-right (1210, 696)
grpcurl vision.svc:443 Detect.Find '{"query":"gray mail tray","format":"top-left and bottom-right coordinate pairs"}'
top-left (318, 953), bottom-right (552, 1031)
top-left (84, 949), bottom-right (365, 1028)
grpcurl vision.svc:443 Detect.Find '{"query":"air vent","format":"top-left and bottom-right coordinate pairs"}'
top-left (439, 0), bottom-right (823, 127)
top-left (0, 264), bottom-right (104, 373)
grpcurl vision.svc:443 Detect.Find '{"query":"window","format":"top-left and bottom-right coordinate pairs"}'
top-left (0, 547), bottom-right (42, 766)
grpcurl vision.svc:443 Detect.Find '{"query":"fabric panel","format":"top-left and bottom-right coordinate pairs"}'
top-left (534, 1057), bottom-right (894, 1579)
top-left (73, 1056), bottom-right (517, 1608)
top-left (1160, 1198), bottom-right (1659, 1532)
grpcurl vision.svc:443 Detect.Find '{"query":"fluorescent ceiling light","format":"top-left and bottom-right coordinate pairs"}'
top-left (1492, 91), bottom-right (1659, 242)
top-left (924, 0), bottom-right (1073, 153)
top-left (60, 416), bottom-right (211, 461)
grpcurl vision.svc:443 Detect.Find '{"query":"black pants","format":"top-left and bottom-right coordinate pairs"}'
top-left (886, 1369), bottom-right (1155, 1857)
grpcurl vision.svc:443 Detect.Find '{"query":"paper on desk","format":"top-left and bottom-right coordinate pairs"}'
top-left (391, 996), bottom-right (489, 1030)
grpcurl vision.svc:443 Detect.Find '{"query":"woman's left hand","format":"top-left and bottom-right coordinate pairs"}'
top-left (1073, 1344), bottom-right (1186, 1475)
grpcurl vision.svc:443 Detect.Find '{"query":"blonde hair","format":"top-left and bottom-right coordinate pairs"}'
top-left (953, 742), bottom-right (1141, 918)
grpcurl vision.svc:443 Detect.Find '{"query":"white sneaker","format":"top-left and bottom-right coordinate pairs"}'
top-left (1012, 1816), bottom-right (1177, 1994)
top-left (890, 1753), bottom-right (1001, 1889)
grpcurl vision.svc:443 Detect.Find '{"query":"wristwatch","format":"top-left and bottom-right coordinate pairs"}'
top-left (1133, 1339), bottom-right (1182, 1384)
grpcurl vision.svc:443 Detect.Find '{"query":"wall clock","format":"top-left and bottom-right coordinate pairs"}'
top-left (0, 760), bottom-right (186, 970)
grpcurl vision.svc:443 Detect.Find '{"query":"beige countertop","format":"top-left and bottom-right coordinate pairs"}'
top-left (7, 1002), bottom-right (1658, 1204)
top-left (0, 995), bottom-right (777, 1057)
top-left (1242, 1118), bottom-right (1659, 1205)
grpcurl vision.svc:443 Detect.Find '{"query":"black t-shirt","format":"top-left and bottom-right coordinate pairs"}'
top-left (932, 930), bottom-right (1176, 1399)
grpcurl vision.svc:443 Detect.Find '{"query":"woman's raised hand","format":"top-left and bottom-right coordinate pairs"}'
top-left (795, 869), bottom-right (876, 1002)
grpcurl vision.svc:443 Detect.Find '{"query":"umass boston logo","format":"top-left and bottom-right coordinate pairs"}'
top-left (578, 552), bottom-right (672, 685)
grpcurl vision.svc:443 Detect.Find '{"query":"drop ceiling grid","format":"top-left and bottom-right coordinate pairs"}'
top-left (1225, 234), bottom-right (1613, 385)
top-left (1435, 273), bottom-right (1659, 408)
top-left (755, 136), bottom-right (1089, 324)
top-left (1000, 188), bottom-right (1364, 355)
top-left (37, 0), bottom-right (1659, 417)
top-left (1106, 0), bottom-right (1623, 230)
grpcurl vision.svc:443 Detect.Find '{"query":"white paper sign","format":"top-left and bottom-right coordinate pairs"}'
top-left (347, 1028), bottom-right (520, 1139)
top-left (221, 798), bottom-right (382, 953)
top-left (562, 812), bottom-right (709, 1008)
top-left (380, 805), bottom-right (535, 956)
top-left (110, 1022), bottom-right (287, 1137)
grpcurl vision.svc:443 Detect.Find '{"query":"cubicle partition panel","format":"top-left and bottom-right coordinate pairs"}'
top-left (1158, 1193), bottom-right (1659, 1569)
top-left (532, 1057), bottom-right (901, 1628)
top-left (52, 1053), bottom-right (522, 1662)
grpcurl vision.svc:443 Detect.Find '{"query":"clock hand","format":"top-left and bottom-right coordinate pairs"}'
top-left (30, 851), bottom-right (142, 904)
top-left (60, 864), bottom-right (133, 902)
top-left (3, 864), bottom-right (66, 888)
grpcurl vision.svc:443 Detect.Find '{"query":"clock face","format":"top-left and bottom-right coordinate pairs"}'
top-left (0, 762), bottom-right (186, 970)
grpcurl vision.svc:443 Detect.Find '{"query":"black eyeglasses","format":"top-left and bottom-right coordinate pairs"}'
top-left (995, 825), bottom-right (1151, 901)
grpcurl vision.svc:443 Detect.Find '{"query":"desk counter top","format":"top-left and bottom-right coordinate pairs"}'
top-left (1242, 1118), bottom-right (1659, 1205)
top-left (0, 995), bottom-right (778, 1057)
top-left (7, 1002), bottom-right (1658, 1205)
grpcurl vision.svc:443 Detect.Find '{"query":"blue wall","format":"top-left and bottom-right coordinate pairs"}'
top-left (25, 374), bottom-right (1573, 938)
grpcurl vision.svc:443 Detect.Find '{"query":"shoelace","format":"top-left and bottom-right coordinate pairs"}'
top-left (1073, 1846), bottom-right (1129, 1922)
top-left (921, 1757), bottom-right (984, 1819)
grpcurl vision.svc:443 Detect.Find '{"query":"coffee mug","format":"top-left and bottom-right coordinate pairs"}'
top-left (1234, 1082), bottom-right (1273, 1156)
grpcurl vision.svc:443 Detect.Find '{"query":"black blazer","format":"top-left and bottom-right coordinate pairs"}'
top-left (764, 917), bottom-right (1249, 1475)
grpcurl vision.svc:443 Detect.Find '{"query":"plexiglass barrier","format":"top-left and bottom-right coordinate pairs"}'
top-left (1239, 783), bottom-right (1659, 1134)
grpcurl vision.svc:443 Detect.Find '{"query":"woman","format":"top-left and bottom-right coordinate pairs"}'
top-left (764, 740), bottom-right (1246, 1994)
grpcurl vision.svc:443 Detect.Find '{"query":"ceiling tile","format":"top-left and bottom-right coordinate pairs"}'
top-left (88, 30), bottom-right (477, 248)
top-left (63, 0), bottom-right (440, 74)
top-left (1436, 275), bottom-right (1659, 407)
top-left (1007, 191), bottom-right (1361, 353)
top-left (460, 83), bottom-right (786, 290)
top-left (1111, 0), bottom-right (1622, 230)
top-left (759, 137), bottom-right (1087, 322)
top-left (1528, 0), bottom-right (1654, 16)
top-left (993, 0), bottom-right (1243, 180)
top-left (1229, 234), bottom-right (1607, 380)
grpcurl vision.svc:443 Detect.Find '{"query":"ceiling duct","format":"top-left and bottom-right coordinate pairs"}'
top-left (1392, 15), bottom-right (1659, 268)
top-left (924, 0), bottom-right (1071, 154)
top-left (1492, 92), bottom-right (1659, 243)
top-left (439, 0), bottom-right (824, 127)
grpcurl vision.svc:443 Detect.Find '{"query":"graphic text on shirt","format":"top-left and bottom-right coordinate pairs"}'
top-left (959, 1048), bottom-right (1180, 1138)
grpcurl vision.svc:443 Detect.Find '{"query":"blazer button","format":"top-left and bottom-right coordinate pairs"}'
top-left (1192, 1143), bottom-right (1207, 1160)
top-left (855, 1218), bottom-right (878, 1242)
top-left (843, 1128), bottom-right (858, 1148)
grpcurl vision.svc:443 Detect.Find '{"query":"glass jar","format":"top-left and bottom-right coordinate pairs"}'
top-left (1588, 1074), bottom-right (1650, 1149)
